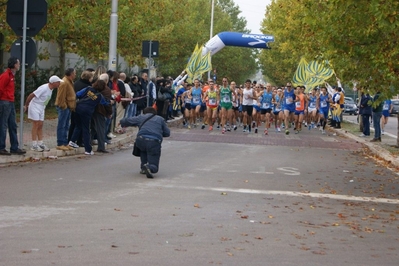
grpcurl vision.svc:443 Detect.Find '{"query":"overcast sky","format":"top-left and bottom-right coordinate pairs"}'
top-left (233, 0), bottom-right (271, 34)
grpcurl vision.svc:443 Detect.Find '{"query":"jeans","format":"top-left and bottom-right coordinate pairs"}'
top-left (135, 136), bottom-right (162, 173)
top-left (362, 114), bottom-right (371, 136)
top-left (124, 103), bottom-right (137, 118)
top-left (0, 100), bottom-right (19, 151)
top-left (372, 112), bottom-right (382, 139)
top-left (56, 107), bottom-right (71, 146)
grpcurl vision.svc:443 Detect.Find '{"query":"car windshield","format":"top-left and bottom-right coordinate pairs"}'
top-left (392, 100), bottom-right (399, 105)
top-left (345, 98), bottom-right (355, 104)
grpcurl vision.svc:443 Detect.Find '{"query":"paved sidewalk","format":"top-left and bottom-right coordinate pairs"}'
top-left (0, 117), bottom-right (183, 165)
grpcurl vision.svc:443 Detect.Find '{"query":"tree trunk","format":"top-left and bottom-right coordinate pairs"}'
top-left (57, 34), bottom-right (65, 76)
top-left (357, 90), bottom-right (363, 132)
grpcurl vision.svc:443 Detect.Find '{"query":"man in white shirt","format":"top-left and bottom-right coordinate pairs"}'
top-left (24, 75), bottom-right (63, 151)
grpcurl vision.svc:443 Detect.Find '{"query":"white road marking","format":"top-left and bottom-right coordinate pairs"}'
top-left (161, 185), bottom-right (399, 205)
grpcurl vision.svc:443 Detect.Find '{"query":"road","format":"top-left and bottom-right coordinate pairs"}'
top-left (1, 126), bottom-right (398, 265)
top-left (343, 114), bottom-right (398, 138)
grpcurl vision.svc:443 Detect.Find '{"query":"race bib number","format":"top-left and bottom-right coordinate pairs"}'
top-left (383, 104), bottom-right (389, 110)
top-left (185, 97), bottom-right (191, 103)
top-left (295, 101), bottom-right (301, 107)
top-left (193, 97), bottom-right (200, 104)
top-left (262, 103), bottom-right (270, 109)
top-left (321, 101), bottom-right (327, 108)
top-left (209, 98), bottom-right (216, 105)
top-left (223, 95), bottom-right (231, 103)
top-left (286, 97), bottom-right (293, 104)
top-left (309, 102), bottom-right (315, 108)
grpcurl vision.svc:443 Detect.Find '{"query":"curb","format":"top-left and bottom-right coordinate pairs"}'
top-left (0, 116), bottom-right (184, 166)
top-left (329, 127), bottom-right (399, 168)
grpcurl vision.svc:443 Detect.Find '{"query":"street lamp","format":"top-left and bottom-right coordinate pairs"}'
top-left (108, 0), bottom-right (118, 71)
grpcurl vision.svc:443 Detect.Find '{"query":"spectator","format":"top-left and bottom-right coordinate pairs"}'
top-left (92, 65), bottom-right (107, 83)
top-left (69, 70), bottom-right (94, 146)
top-left (0, 57), bottom-right (26, 155)
top-left (24, 75), bottom-right (63, 151)
top-left (381, 99), bottom-right (393, 135)
top-left (370, 91), bottom-right (383, 142)
top-left (55, 68), bottom-right (76, 151)
top-left (69, 80), bottom-right (110, 155)
top-left (128, 75), bottom-right (140, 117)
top-left (120, 107), bottom-right (170, 178)
top-left (359, 89), bottom-right (372, 137)
top-left (136, 72), bottom-right (148, 114)
top-left (96, 73), bottom-right (114, 148)
top-left (111, 71), bottom-right (126, 134)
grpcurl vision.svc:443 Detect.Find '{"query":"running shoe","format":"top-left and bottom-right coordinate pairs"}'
top-left (264, 129), bottom-right (268, 135)
top-left (84, 151), bottom-right (94, 155)
top-left (382, 130), bottom-right (385, 135)
top-left (308, 125), bottom-right (311, 130)
top-left (285, 130), bottom-right (290, 135)
top-left (322, 130), bottom-right (326, 134)
top-left (254, 128), bottom-right (258, 134)
top-left (217, 125), bottom-right (220, 130)
top-left (277, 127), bottom-right (281, 132)
top-left (243, 126), bottom-right (247, 132)
top-left (31, 145), bottom-right (44, 152)
top-left (201, 124), bottom-right (205, 129)
top-left (222, 128), bottom-right (226, 134)
top-left (68, 141), bottom-right (79, 148)
top-left (295, 130), bottom-right (299, 134)
top-left (188, 125), bottom-right (191, 129)
top-left (226, 127), bottom-right (231, 132)
top-left (39, 144), bottom-right (50, 151)
top-left (209, 125), bottom-right (213, 131)
top-left (233, 125), bottom-right (237, 131)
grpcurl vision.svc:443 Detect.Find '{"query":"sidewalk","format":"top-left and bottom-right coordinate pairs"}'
top-left (330, 119), bottom-right (399, 168)
top-left (0, 117), bottom-right (183, 165)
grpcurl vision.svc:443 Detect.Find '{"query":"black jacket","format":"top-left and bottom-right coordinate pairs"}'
top-left (74, 79), bottom-right (91, 93)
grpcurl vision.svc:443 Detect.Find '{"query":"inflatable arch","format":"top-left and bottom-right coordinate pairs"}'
top-left (202, 31), bottom-right (275, 56)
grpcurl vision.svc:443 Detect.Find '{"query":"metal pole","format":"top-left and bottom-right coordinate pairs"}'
top-left (108, 0), bottom-right (118, 70)
top-left (147, 41), bottom-right (152, 107)
top-left (208, 0), bottom-right (215, 80)
top-left (19, 0), bottom-right (28, 148)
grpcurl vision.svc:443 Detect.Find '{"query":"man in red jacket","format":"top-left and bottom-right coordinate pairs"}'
top-left (0, 57), bottom-right (26, 156)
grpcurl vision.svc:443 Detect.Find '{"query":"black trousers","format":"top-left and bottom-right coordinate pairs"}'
top-left (91, 112), bottom-right (107, 151)
top-left (135, 136), bottom-right (162, 173)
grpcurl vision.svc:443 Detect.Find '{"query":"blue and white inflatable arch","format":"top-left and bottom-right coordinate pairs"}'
top-left (202, 31), bottom-right (275, 56)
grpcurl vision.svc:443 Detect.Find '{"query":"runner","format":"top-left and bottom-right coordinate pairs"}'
top-left (181, 83), bottom-right (192, 128)
top-left (203, 81), bottom-right (219, 131)
top-left (307, 88), bottom-right (318, 130)
top-left (317, 86), bottom-right (331, 134)
top-left (381, 99), bottom-right (393, 135)
top-left (240, 79), bottom-right (257, 132)
top-left (273, 87), bottom-right (284, 132)
top-left (294, 86), bottom-right (307, 134)
top-left (258, 83), bottom-right (274, 135)
top-left (190, 79), bottom-right (203, 128)
top-left (231, 82), bottom-right (240, 131)
top-left (219, 77), bottom-right (235, 134)
top-left (252, 84), bottom-right (262, 133)
top-left (283, 82), bottom-right (296, 135)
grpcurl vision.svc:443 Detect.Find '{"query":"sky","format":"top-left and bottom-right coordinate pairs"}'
top-left (233, 0), bottom-right (271, 34)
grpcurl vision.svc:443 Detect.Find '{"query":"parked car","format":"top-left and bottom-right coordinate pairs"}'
top-left (343, 97), bottom-right (358, 115)
top-left (391, 99), bottom-right (399, 115)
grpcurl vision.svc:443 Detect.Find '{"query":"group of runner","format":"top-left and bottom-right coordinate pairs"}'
top-left (177, 78), bottom-right (334, 135)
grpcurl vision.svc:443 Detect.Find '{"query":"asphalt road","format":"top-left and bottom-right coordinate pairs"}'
top-left (0, 128), bottom-right (398, 265)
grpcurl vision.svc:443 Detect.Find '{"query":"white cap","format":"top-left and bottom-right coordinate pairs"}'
top-left (49, 75), bottom-right (64, 83)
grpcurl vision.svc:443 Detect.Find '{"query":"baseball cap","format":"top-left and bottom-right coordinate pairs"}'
top-left (49, 75), bottom-right (63, 83)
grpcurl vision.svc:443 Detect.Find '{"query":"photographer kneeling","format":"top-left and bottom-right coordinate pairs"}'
top-left (120, 107), bottom-right (170, 178)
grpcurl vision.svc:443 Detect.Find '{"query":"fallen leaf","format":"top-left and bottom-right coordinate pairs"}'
top-left (221, 192), bottom-right (227, 195)
top-left (227, 252), bottom-right (234, 256)
top-left (194, 204), bottom-right (200, 208)
top-left (114, 208), bottom-right (121, 211)
top-left (128, 252), bottom-right (140, 255)
top-left (111, 245), bottom-right (118, 248)
top-left (21, 250), bottom-right (32, 253)
top-left (268, 215), bottom-right (274, 219)
top-left (254, 236), bottom-right (263, 240)
top-left (241, 215), bottom-right (248, 219)
top-left (220, 237), bottom-right (231, 241)
top-left (312, 250), bottom-right (326, 255)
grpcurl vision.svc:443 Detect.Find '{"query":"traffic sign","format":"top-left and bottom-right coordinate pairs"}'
top-left (10, 37), bottom-right (37, 68)
top-left (6, 0), bottom-right (48, 37)
top-left (142, 41), bottom-right (159, 58)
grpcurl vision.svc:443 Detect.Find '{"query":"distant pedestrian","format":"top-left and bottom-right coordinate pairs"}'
top-left (55, 68), bottom-right (76, 151)
top-left (359, 90), bottom-right (372, 137)
top-left (24, 75), bottom-right (63, 151)
top-left (120, 107), bottom-right (170, 178)
top-left (370, 91), bottom-right (383, 142)
top-left (0, 57), bottom-right (26, 155)
top-left (381, 99), bottom-right (393, 135)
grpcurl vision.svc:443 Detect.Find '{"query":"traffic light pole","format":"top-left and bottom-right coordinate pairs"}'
top-left (19, 0), bottom-right (28, 147)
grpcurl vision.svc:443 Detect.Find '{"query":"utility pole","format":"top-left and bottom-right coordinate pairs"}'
top-left (108, 0), bottom-right (118, 70)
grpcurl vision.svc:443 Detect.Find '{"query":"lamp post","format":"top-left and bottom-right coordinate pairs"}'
top-left (108, 0), bottom-right (118, 71)
top-left (208, 0), bottom-right (215, 80)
